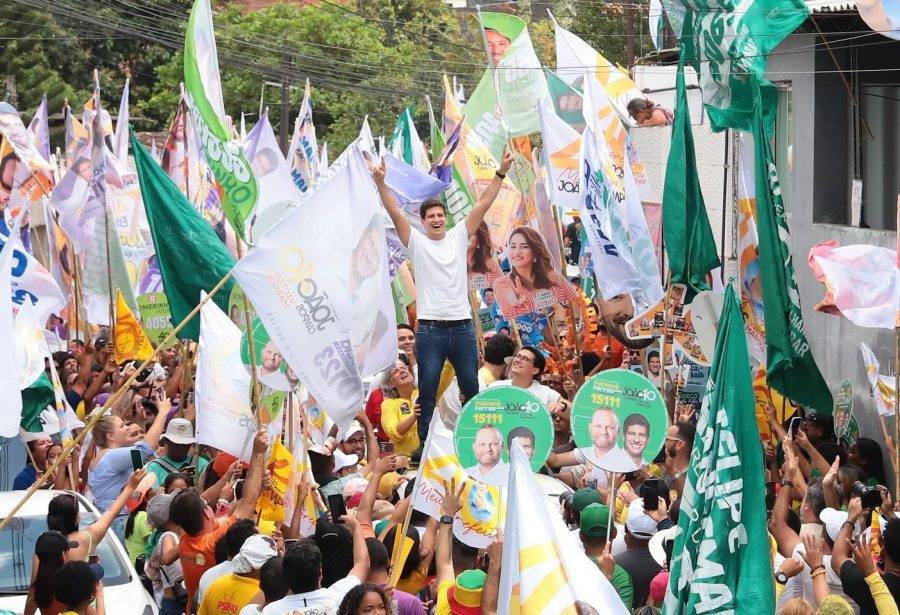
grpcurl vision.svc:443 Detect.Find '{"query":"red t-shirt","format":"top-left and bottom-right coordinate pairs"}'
top-left (180, 515), bottom-right (237, 610)
top-left (365, 388), bottom-right (389, 442)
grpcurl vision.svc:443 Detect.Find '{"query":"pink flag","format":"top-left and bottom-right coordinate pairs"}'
top-left (808, 240), bottom-right (896, 329)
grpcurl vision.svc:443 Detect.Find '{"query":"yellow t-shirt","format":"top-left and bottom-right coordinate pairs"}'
top-left (478, 366), bottom-right (497, 385)
top-left (198, 573), bottom-right (261, 615)
top-left (380, 393), bottom-right (421, 456)
top-left (434, 579), bottom-right (454, 615)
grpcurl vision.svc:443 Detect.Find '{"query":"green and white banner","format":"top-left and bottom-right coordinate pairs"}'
top-left (184, 0), bottom-right (258, 239)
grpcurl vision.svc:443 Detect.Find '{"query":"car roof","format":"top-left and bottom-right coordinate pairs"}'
top-left (0, 490), bottom-right (96, 519)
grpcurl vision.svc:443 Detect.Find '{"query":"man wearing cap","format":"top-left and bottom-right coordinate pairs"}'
top-left (615, 498), bottom-right (663, 609)
top-left (146, 417), bottom-right (209, 489)
top-left (579, 503), bottom-right (634, 608)
top-left (199, 534), bottom-right (277, 615)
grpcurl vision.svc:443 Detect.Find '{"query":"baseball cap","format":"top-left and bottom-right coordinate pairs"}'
top-left (579, 503), bottom-right (611, 539)
top-left (649, 570), bottom-right (669, 602)
top-left (342, 421), bottom-right (363, 441)
top-left (333, 449), bottom-right (359, 472)
top-left (626, 498), bottom-right (659, 539)
top-left (146, 492), bottom-right (177, 528)
top-left (447, 568), bottom-right (486, 615)
top-left (162, 418), bottom-right (196, 445)
top-left (571, 488), bottom-right (602, 512)
top-left (819, 508), bottom-right (850, 542)
top-left (649, 526), bottom-right (678, 567)
top-left (35, 531), bottom-right (78, 559)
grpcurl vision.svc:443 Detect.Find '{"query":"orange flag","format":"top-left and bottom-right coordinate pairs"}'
top-left (114, 290), bottom-right (154, 363)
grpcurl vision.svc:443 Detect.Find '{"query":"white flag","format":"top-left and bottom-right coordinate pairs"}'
top-left (113, 79), bottom-right (130, 161)
top-left (195, 293), bottom-right (254, 461)
top-left (500, 442), bottom-right (629, 614)
top-left (0, 238), bottom-right (22, 438)
top-left (859, 343), bottom-right (896, 417)
top-left (0, 230), bottom-right (66, 324)
top-left (537, 101), bottom-right (582, 213)
top-left (233, 147), bottom-right (396, 433)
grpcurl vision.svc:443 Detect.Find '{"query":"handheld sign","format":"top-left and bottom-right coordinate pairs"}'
top-left (454, 386), bottom-right (552, 487)
top-left (571, 369), bottom-right (668, 473)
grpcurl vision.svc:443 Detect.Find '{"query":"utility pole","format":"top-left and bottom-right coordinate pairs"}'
top-left (279, 54), bottom-right (292, 155)
top-left (626, 6), bottom-right (635, 67)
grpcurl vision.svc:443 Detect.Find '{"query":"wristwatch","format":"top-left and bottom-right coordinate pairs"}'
top-left (494, 170), bottom-right (506, 179)
top-left (440, 515), bottom-right (454, 525)
top-left (775, 571), bottom-right (789, 585)
top-left (780, 479), bottom-right (794, 488)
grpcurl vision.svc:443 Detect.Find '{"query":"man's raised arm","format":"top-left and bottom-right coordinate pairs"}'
top-left (368, 155), bottom-right (411, 246)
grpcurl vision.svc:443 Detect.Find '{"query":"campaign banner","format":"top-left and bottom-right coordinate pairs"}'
top-left (233, 147), bottom-right (397, 433)
top-left (137, 292), bottom-right (175, 347)
top-left (0, 230), bottom-right (66, 324)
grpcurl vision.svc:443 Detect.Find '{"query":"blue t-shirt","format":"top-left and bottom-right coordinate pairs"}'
top-left (88, 441), bottom-right (154, 513)
top-left (13, 465), bottom-right (37, 490)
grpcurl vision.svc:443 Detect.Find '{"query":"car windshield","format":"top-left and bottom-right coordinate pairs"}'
top-left (0, 510), bottom-right (131, 595)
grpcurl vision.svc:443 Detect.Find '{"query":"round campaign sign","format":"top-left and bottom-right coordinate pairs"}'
top-left (240, 317), bottom-right (292, 391)
top-left (454, 386), bottom-right (553, 487)
top-left (571, 369), bottom-right (668, 473)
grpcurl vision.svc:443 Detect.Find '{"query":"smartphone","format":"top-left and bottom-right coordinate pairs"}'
top-left (88, 554), bottom-right (100, 565)
top-left (327, 494), bottom-right (347, 522)
top-left (765, 481), bottom-right (776, 511)
top-left (130, 449), bottom-right (144, 472)
top-left (788, 416), bottom-right (802, 438)
top-left (643, 478), bottom-right (660, 511)
top-left (586, 478), bottom-right (598, 489)
top-left (379, 441), bottom-right (395, 458)
top-left (284, 538), bottom-right (299, 550)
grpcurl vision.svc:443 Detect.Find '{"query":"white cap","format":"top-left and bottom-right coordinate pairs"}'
top-left (162, 418), bottom-right (196, 445)
top-left (333, 449), bottom-right (359, 472)
top-left (625, 498), bottom-right (659, 539)
top-left (342, 420), bottom-right (364, 441)
top-left (649, 527), bottom-right (679, 568)
top-left (819, 508), bottom-right (850, 542)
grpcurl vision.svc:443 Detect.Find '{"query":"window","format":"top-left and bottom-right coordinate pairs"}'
top-left (859, 84), bottom-right (900, 230)
top-left (774, 82), bottom-right (793, 214)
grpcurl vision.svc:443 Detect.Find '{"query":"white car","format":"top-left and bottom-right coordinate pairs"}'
top-left (0, 489), bottom-right (157, 614)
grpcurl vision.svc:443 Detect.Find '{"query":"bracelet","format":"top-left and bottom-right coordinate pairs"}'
top-left (810, 569), bottom-right (826, 579)
top-left (810, 564), bottom-right (825, 573)
top-left (842, 521), bottom-right (855, 531)
top-left (495, 170), bottom-right (506, 179)
top-left (780, 479), bottom-right (794, 488)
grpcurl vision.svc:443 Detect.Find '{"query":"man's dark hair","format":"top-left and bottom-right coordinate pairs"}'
top-left (169, 490), bottom-right (206, 536)
top-left (506, 426), bottom-right (535, 449)
top-left (674, 421), bottom-right (696, 448)
top-left (624, 413), bottom-right (650, 434)
top-left (397, 323), bottom-right (415, 334)
top-left (419, 199), bottom-right (447, 220)
top-left (52, 562), bottom-right (96, 608)
top-left (213, 534), bottom-right (229, 565)
top-left (520, 345), bottom-right (546, 375)
top-left (884, 518), bottom-right (900, 563)
top-left (283, 540), bottom-right (323, 594)
top-left (260, 556), bottom-right (289, 603)
top-left (484, 334), bottom-right (517, 366)
top-left (647, 350), bottom-right (660, 361)
top-left (366, 537), bottom-right (390, 573)
top-left (314, 519), bottom-right (354, 586)
top-left (224, 519), bottom-right (259, 560)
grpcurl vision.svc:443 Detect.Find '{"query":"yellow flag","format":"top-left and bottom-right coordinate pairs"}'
top-left (115, 290), bottom-right (155, 363)
top-left (257, 439), bottom-right (293, 524)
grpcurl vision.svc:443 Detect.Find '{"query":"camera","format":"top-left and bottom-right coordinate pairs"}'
top-left (852, 481), bottom-right (883, 510)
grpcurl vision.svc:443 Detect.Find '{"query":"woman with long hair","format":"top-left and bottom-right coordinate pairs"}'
top-left (24, 531), bottom-right (77, 615)
top-left (87, 390), bottom-right (168, 543)
top-left (467, 221), bottom-right (501, 291)
top-left (494, 226), bottom-right (576, 316)
top-left (336, 583), bottom-right (390, 615)
top-left (848, 437), bottom-right (888, 487)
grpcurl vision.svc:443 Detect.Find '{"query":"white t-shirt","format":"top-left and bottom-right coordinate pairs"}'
top-left (775, 544), bottom-right (857, 613)
top-left (261, 575), bottom-right (360, 615)
top-left (488, 379), bottom-right (562, 407)
top-left (407, 224), bottom-right (470, 320)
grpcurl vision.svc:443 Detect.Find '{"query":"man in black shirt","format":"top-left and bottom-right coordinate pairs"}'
top-left (832, 496), bottom-right (900, 614)
top-left (564, 216), bottom-right (582, 265)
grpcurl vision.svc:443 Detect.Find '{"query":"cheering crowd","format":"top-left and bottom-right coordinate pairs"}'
top-left (9, 161), bottom-right (900, 614)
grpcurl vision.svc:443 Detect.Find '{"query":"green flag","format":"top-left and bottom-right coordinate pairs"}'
top-left (751, 89), bottom-right (832, 413)
top-left (662, 0), bottom-right (807, 132)
top-left (130, 130), bottom-right (236, 341)
top-left (184, 0), bottom-right (258, 239)
top-left (663, 284), bottom-right (774, 614)
top-left (427, 97), bottom-right (476, 229)
top-left (21, 372), bottom-right (55, 434)
top-left (544, 69), bottom-right (584, 131)
top-left (662, 58), bottom-right (720, 301)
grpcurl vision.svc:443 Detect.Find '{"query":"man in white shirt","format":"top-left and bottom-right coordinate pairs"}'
top-left (488, 346), bottom-right (565, 413)
top-left (261, 514), bottom-right (369, 615)
top-left (370, 151), bottom-right (513, 446)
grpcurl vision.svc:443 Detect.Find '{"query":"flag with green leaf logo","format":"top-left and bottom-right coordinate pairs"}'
top-left (664, 284), bottom-right (774, 613)
top-left (390, 105), bottom-right (429, 173)
top-left (184, 0), bottom-right (258, 239)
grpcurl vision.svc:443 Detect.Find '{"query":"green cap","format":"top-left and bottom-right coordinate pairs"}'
top-left (456, 568), bottom-right (487, 590)
top-left (571, 488), bottom-right (602, 512)
top-left (580, 503), bottom-right (611, 538)
top-left (479, 11), bottom-right (525, 41)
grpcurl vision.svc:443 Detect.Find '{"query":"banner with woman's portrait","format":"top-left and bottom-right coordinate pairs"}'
top-left (467, 221), bottom-right (502, 291)
top-left (493, 225), bottom-right (576, 317)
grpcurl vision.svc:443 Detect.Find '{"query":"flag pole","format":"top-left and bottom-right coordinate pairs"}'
top-left (235, 240), bottom-right (263, 417)
top-left (0, 270), bottom-right (235, 532)
top-left (894, 324), bottom-right (899, 498)
top-left (93, 69), bottom-right (116, 338)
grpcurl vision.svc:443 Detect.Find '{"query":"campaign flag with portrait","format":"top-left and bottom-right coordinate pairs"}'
top-left (233, 147), bottom-right (396, 434)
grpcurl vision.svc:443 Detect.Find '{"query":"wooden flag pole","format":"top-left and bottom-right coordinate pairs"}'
top-left (0, 270), bottom-right (235, 532)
